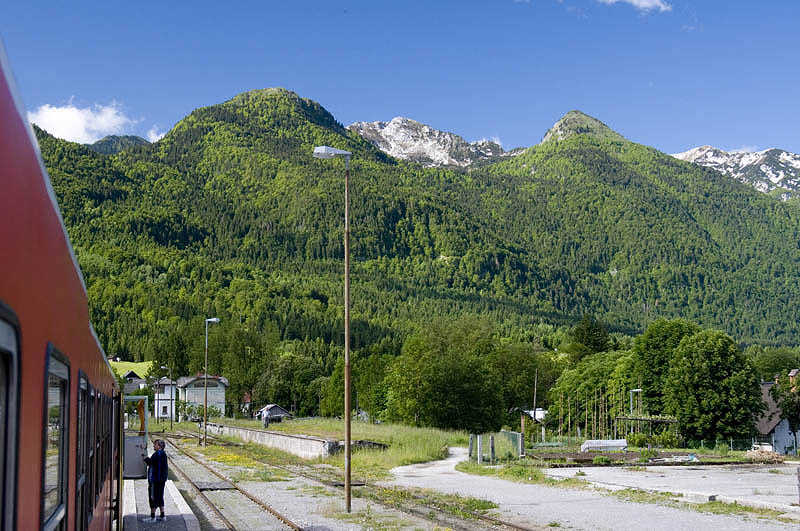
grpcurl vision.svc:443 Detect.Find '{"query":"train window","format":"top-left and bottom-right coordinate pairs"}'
top-left (86, 385), bottom-right (94, 523)
top-left (0, 309), bottom-right (20, 531)
top-left (76, 373), bottom-right (88, 530)
top-left (42, 346), bottom-right (69, 531)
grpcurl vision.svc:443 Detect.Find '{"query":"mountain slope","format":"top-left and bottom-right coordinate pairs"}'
top-left (540, 110), bottom-right (625, 144)
top-left (37, 92), bottom-right (800, 366)
top-left (673, 145), bottom-right (800, 199)
top-left (88, 134), bottom-right (149, 154)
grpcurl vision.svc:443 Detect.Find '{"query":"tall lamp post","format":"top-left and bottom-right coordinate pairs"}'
top-left (629, 388), bottom-right (642, 434)
top-left (160, 365), bottom-right (174, 431)
top-left (313, 145), bottom-right (353, 512)
top-left (204, 317), bottom-right (220, 446)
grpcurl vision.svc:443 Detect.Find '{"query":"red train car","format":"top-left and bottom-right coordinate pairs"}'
top-left (0, 45), bottom-right (121, 530)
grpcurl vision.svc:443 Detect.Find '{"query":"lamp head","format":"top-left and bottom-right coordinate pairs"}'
top-left (206, 317), bottom-right (220, 324)
top-left (313, 145), bottom-right (351, 159)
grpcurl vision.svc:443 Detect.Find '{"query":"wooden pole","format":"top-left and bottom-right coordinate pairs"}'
top-left (567, 394), bottom-right (571, 444)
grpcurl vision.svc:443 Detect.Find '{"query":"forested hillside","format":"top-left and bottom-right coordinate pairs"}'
top-left (37, 88), bottom-right (800, 424)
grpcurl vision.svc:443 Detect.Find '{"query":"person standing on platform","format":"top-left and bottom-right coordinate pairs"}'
top-left (143, 439), bottom-right (169, 522)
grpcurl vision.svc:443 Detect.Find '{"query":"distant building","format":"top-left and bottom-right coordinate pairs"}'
top-left (177, 375), bottom-right (229, 421)
top-left (153, 376), bottom-right (177, 422)
top-left (255, 404), bottom-right (291, 423)
top-left (122, 370), bottom-right (147, 395)
top-left (523, 408), bottom-right (548, 423)
top-left (755, 380), bottom-right (796, 455)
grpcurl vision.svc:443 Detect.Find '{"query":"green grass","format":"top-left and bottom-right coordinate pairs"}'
top-left (455, 460), bottom-right (588, 488)
top-left (222, 417), bottom-right (467, 481)
top-left (362, 486), bottom-right (497, 521)
top-left (110, 360), bottom-right (153, 378)
top-left (692, 500), bottom-right (792, 522)
top-left (611, 488), bottom-right (683, 504)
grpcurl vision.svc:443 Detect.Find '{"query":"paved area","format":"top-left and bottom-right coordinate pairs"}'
top-left (545, 461), bottom-right (800, 515)
top-left (122, 478), bottom-right (199, 531)
top-left (384, 448), bottom-right (800, 530)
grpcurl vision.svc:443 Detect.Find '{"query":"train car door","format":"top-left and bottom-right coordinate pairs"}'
top-left (0, 306), bottom-right (20, 530)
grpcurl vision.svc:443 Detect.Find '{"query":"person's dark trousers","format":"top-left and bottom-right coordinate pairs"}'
top-left (149, 480), bottom-right (166, 511)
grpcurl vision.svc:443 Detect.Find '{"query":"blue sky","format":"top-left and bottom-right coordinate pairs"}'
top-left (2, 1), bottom-right (798, 154)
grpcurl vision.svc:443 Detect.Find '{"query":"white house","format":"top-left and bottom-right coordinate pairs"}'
top-left (153, 376), bottom-right (177, 422)
top-left (756, 381), bottom-right (797, 455)
top-left (177, 375), bottom-right (228, 420)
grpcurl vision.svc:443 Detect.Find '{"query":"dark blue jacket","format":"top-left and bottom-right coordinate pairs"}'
top-left (144, 449), bottom-right (168, 483)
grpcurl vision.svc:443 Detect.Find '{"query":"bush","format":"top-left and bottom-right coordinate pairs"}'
top-left (593, 455), bottom-right (612, 465)
top-left (651, 432), bottom-right (678, 448)
top-left (627, 433), bottom-right (648, 447)
top-left (639, 448), bottom-right (657, 462)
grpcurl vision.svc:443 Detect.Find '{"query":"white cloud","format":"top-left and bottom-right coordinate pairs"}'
top-left (597, 0), bottom-right (671, 12)
top-left (28, 100), bottom-right (135, 143)
top-left (147, 125), bottom-right (166, 142)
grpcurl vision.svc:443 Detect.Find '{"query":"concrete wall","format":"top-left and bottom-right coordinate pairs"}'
top-left (207, 423), bottom-right (338, 459)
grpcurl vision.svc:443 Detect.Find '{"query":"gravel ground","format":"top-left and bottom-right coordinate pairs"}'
top-left (545, 461), bottom-right (800, 512)
top-left (167, 439), bottom-right (440, 530)
top-left (383, 448), bottom-right (800, 531)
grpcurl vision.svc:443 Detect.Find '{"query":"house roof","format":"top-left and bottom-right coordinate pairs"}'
top-left (176, 375), bottom-right (229, 388)
top-left (257, 404), bottom-right (291, 417)
top-left (124, 370), bottom-right (142, 380)
top-left (755, 382), bottom-right (782, 436)
top-left (154, 376), bottom-right (175, 385)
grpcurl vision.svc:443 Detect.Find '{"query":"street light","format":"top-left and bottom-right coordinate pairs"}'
top-left (204, 317), bottom-right (220, 446)
top-left (161, 365), bottom-right (173, 431)
top-left (313, 145), bottom-right (353, 513)
top-left (629, 388), bottom-right (642, 434)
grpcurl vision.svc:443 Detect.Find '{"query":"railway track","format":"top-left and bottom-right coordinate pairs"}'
top-left (173, 429), bottom-right (545, 531)
top-left (153, 435), bottom-right (302, 530)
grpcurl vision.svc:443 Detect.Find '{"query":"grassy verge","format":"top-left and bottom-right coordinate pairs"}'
top-left (361, 485), bottom-right (497, 521)
top-left (215, 417), bottom-right (467, 481)
top-left (455, 460), bottom-right (588, 488)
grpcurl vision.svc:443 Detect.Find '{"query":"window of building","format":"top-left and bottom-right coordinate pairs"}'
top-left (42, 346), bottom-right (69, 531)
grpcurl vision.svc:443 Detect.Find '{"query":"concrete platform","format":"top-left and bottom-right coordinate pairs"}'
top-left (122, 478), bottom-right (199, 531)
top-left (545, 461), bottom-right (800, 519)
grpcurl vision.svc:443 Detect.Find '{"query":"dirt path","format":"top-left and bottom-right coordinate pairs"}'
top-left (383, 448), bottom-right (797, 531)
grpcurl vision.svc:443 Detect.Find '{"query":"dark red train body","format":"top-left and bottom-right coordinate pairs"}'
top-left (0, 46), bottom-right (121, 530)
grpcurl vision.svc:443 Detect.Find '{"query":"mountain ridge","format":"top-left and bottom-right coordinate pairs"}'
top-left (347, 116), bottom-right (518, 168)
top-left (35, 87), bottom-right (800, 355)
top-left (673, 145), bottom-right (800, 200)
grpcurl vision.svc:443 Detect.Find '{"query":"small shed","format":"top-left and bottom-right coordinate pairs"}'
top-left (255, 404), bottom-right (291, 422)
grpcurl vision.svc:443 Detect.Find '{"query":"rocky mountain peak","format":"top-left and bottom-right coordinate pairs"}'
top-left (347, 117), bottom-right (514, 168)
top-left (541, 110), bottom-right (625, 144)
top-left (673, 145), bottom-right (800, 199)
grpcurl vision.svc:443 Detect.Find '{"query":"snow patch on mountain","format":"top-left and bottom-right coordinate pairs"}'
top-left (673, 145), bottom-right (800, 199)
top-left (347, 117), bottom-right (517, 168)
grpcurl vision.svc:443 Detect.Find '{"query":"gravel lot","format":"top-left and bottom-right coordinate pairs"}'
top-left (383, 448), bottom-right (800, 531)
top-left (167, 440), bottom-right (443, 530)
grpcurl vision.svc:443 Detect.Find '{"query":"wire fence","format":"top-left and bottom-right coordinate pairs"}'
top-left (470, 429), bottom-right (796, 461)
